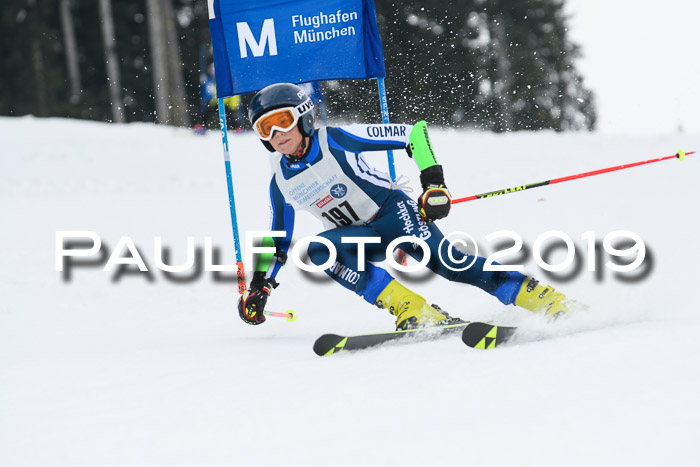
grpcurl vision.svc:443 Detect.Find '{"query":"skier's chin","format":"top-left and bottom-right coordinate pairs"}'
top-left (281, 144), bottom-right (300, 156)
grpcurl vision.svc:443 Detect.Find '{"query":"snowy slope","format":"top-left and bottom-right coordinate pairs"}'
top-left (1, 116), bottom-right (699, 467)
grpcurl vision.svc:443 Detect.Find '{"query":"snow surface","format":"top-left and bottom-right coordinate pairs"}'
top-left (1, 116), bottom-right (699, 466)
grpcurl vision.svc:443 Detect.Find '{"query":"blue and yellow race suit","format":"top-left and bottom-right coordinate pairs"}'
top-left (260, 123), bottom-right (526, 306)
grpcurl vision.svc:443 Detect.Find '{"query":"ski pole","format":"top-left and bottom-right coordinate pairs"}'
top-left (263, 310), bottom-right (297, 322)
top-left (217, 97), bottom-right (247, 294)
top-left (452, 149), bottom-right (694, 205)
top-left (376, 77), bottom-right (408, 266)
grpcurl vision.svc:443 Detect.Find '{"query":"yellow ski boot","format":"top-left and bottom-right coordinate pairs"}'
top-left (515, 278), bottom-right (569, 318)
top-left (375, 280), bottom-right (462, 330)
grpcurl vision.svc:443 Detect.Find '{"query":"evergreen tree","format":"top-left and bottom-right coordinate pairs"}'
top-left (99, 0), bottom-right (126, 123)
top-left (0, 0), bottom-right (595, 131)
top-left (480, 0), bottom-right (595, 131)
top-left (0, 0), bottom-right (64, 117)
top-left (322, 0), bottom-right (596, 131)
top-left (59, 0), bottom-right (82, 105)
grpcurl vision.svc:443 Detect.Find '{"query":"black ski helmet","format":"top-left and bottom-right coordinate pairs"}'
top-left (248, 83), bottom-right (316, 152)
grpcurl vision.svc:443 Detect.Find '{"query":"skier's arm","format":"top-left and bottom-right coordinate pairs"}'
top-left (330, 121), bottom-right (452, 222)
top-left (238, 176), bottom-right (294, 325)
top-left (407, 121), bottom-right (452, 222)
top-left (329, 121), bottom-right (440, 170)
top-left (256, 176), bottom-right (294, 280)
top-left (327, 124), bottom-right (412, 153)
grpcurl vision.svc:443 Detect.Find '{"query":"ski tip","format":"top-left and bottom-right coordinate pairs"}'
top-left (312, 334), bottom-right (348, 357)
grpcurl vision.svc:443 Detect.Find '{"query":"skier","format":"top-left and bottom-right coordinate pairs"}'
top-left (237, 83), bottom-right (569, 329)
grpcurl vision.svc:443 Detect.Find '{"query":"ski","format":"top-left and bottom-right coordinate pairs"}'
top-left (461, 322), bottom-right (518, 349)
top-left (313, 322), bottom-right (470, 356)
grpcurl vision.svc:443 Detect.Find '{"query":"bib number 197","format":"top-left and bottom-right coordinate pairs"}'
top-left (321, 201), bottom-right (360, 227)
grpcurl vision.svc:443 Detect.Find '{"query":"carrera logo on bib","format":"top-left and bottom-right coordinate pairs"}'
top-left (316, 195), bottom-right (334, 208)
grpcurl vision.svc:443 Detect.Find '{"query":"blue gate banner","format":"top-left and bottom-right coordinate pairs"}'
top-left (208, 0), bottom-right (386, 97)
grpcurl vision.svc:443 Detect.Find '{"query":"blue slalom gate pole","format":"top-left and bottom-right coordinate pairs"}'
top-left (376, 78), bottom-right (407, 264)
top-left (218, 98), bottom-right (246, 295)
top-left (376, 77), bottom-right (397, 182)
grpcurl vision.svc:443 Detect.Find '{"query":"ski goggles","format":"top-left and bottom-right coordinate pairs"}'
top-left (252, 99), bottom-right (314, 141)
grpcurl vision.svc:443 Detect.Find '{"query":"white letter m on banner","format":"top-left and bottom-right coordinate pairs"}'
top-left (236, 19), bottom-right (278, 58)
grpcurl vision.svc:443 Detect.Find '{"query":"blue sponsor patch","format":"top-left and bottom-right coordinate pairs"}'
top-left (330, 183), bottom-right (348, 199)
